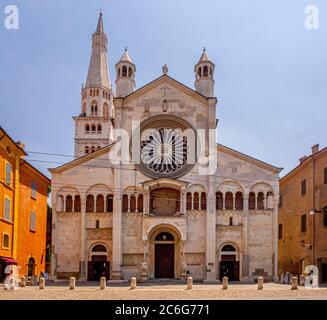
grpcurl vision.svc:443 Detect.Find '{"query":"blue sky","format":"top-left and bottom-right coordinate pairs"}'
top-left (0, 0), bottom-right (326, 178)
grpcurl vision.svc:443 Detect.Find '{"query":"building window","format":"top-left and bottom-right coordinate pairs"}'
top-left (216, 192), bottom-right (223, 210)
top-left (31, 181), bottom-right (37, 199)
top-left (229, 217), bottom-right (233, 226)
top-left (74, 195), bottom-right (81, 212)
top-left (5, 162), bottom-right (12, 186)
top-left (225, 192), bottom-right (233, 210)
top-left (85, 124), bottom-right (90, 133)
top-left (235, 192), bottom-right (243, 210)
top-left (278, 224), bottom-right (283, 239)
top-left (324, 167), bottom-right (327, 184)
top-left (193, 192), bottom-right (199, 210)
top-left (257, 192), bottom-right (265, 209)
top-left (106, 195), bottom-right (113, 212)
top-left (122, 65), bottom-right (127, 77)
top-left (203, 65), bottom-right (208, 77)
top-left (96, 220), bottom-right (100, 229)
top-left (85, 146), bottom-right (89, 154)
top-left (2, 234), bottom-right (9, 249)
top-left (91, 124), bottom-right (96, 133)
top-left (301, 214), bottom-right (307, 233)
top-left (97, 124), bottom-right (102, 133)
top-left (249, 192), bottom-right (256, 210)
top-left (201, 192), bottom-right (207, 210)
top-left (301, 179), bottom-right (306, 196)
top-left (30, 211), bottom-right (36, 232)
top-left (323, 206), bottom-right (327, 227)
top-left (4, 198), bottom-right (11, 221)
top-left (187, 192), bottom-right (192, 210)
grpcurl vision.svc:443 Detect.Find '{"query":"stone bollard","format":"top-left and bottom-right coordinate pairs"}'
top-left (186, 277), bottom-right (193, 290)
top-left (300, 275), bottom-right (305, 286)
top-left (257, 277), bottom-right (264, 290)
top-left (222, 277), bottom-right (228, 290)
top-left (20, 276), bottom-right (26, 287)
top-left (100, 277), bottom-right (106, 290)
top-left (69, 277), bottom-right (76, 290)
top-left (291, 276), bottom-right (298, 290)
top-left (130, 277), bottom-right (137, 290)
top-left (39, 277), bottom-right (45, 290)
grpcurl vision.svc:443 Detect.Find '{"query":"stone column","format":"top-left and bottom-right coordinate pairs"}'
top-left (127, 195), bottom-right (131, 213)
top-left (191, 192), bottom-right (194, 210)
top-left (242, 194), bottom-right (249, 279)
top-left (94, 195), bottom-right (97, 213)
top-left (205, 177), bottom-right (216, 281)
top-left (135, 195), bottom-right (139, 213)
top-left (233, 193), bottom-right (236, 210)
top-left (272, 194), bottom-right (279, 280)
top-left (144, 187), bottom-right (150, 215)
top-left (79, 197), bottom-right (87, 280)
top-left (112, 168), bottom-right (123, 280)
top-left (180, 186), bottom-right (186, 214)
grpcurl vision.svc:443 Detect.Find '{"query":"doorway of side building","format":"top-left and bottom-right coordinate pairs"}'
top-left (87, 245), bottom-right (110, 281)
top-left (154, 232), bottom-right (175, 278)
top-left (27, 257), bottom-right (36, 277)
top-left (219, 245), bottom-right (239, 281)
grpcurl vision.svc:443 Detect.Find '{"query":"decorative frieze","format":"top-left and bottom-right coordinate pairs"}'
top-left (185, 253), bottom-right (205, 266)
top-left (249, 210), bottom-right (273, 216)
top-left (122, 254), bottom-right (144, 266)
top-left (86, 228), bottom-right (112, 240)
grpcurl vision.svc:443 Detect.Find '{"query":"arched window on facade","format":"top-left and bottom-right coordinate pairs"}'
top-left (186, 192), bottom-right (192, 210)
top-left (122, 65), bottom-right (127, 77)
top-left (91, 146), bottom-right (96, 153)
top-left (91, 124), bottom-right (96, 133)
top-left (65, 195), bottom-right (73, 212)
top-left (96, 195), bottom-right (104, 212)
top-left (257, 192), bottom-right (265, 209)
top-left (96, 220), bottom-right (100, 229)
top-left (193, 192), bottom-right (199, 210)
top-left (122, 194), bottom-right (128, 212)
top-left (106, 195), bottom-right (113, 212)
top-left (216, 192), bottom-right (223, 210)
top-left (201, 192), bottom-right (207, 210)
top-left (92, 245), bottom-right (106, 252)
top-left (197, 67), bottom-right (202, 78)
top-left (235, 192), bottom-right (243, 210)
top-left (74, 195), bottom-right (81, 212)
top-left (85, 146), bottom-right (89, 154)
top-left (229, 217), bottom-right (233, 226)
top-left (97, 124), bottom-right (102, 133)
top-left (130, 195), bottom-right (136, 212)
top-left (249, 192), bottom-right (256, 210)
top-left (203, 65), bottom-right (208, 77)
top-left (225, 192), bottom-right (233, 210)
top-left (137, 194), bottom-right (143, 212)
top-left (85, 124), bottom-right (90, 133)
top-left (86, 194), bottom-right (94, 212)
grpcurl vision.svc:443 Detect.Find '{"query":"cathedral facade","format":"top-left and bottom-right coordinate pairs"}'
top-left (50, 14), bottom-right (281, 282)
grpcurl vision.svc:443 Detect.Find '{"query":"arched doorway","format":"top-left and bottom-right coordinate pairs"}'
top-left (219, 244), bottom-right (239, 281)
top-left (27, 257), bottom-right (36, 277)
top-left (87, 245), bottom-right (110, 281)
top-left (154, 232), bottom-right (175, 278)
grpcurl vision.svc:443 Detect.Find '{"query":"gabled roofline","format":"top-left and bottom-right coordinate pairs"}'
top-left (116, 74), bottom-right (216, 103)
top-left (48, 142), bottom-right (115, 174)
top-left (280, 145), bottom-right (327, 183)
top-left (0, 126), bottom-right (27, 156)
top-left (21, 159), bottom-right (51, 184)
top-left (217, 143), bottom-right (283, 174)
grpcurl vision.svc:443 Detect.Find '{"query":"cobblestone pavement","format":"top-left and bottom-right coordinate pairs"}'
top-left (1, 283), bottom-right (327, 300)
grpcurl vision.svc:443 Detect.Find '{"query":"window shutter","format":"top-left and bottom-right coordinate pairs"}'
top-left (31, 181), bottom-right (37, 198)
top-left (4, 198), bottom-right (10, 220)
top-left (30, 212), bottom-right (36, 231)
top-left (5, 163), bottom-right (11, 185)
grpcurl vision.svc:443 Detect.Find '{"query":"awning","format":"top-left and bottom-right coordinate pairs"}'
top-left (0, 257), bottom-right (17, 265)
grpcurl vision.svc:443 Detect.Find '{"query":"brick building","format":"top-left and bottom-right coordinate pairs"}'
top-left (0, 127), bottom-right (50, 282)
top-left (278, 144), bottom-right (327, 283)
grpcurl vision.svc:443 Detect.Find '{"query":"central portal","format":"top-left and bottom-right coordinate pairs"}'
top-left (154, 232), bottom-right (175, 278)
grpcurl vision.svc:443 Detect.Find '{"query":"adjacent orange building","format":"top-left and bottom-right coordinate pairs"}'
top-left (0, 127), bottom-right (50, 282)
top-left (278, 144), bottom-right (327, 283)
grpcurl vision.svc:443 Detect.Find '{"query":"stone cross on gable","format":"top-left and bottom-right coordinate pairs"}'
top-left (160, 84), bottom-right (171, 97)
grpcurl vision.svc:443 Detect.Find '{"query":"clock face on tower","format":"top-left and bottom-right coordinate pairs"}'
top-left (137, 115), bottom-right (196, 179)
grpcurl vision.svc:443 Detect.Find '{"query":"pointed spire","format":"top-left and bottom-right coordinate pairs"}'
top-left (119, 47), bottom-right (133, 63)
top-left (198, 47), bottom-right (210, 63)
top-left (96, 11), bottom-right (104, 33)
top-left (85, 13), bottom-right (111, 89)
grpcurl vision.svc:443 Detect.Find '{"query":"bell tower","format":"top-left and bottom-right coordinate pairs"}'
top-left (194, 48), bottom-right (215, 97)
top-left (73, 13), bottom-right (114, 157)
top-left (115, 48), bottom-right (136, 97)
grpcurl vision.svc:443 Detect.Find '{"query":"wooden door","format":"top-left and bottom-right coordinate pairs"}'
top-left (155, 244), bottom-right (174, 278)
